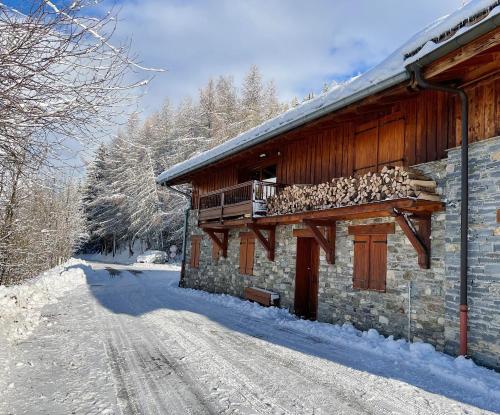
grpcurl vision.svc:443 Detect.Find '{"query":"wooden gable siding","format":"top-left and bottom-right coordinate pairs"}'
top-left (191, 73), bottom-right (500, 197)
top-left (278, 89), bottom-right (455, 185)
top-left (192, 165), bottom-right (238, 208)
top-left (455, 75), bottom-right (500, 145)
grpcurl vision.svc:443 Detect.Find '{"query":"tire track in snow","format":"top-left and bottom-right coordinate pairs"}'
top-left (88, 263), bottom-right (494, 415)
top-left (94, 277), bottom-right (220, 415)
top-left (137, 284), bottom-right (367, 414)
top-left (141, 285), bottom-right (464, 415)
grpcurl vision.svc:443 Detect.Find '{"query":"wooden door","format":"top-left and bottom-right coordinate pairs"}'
top-left (294, 237), bottom-right (320, 320)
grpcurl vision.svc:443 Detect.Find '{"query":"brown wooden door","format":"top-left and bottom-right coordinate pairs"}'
top-left (294, 237), bottom-right (320, 320)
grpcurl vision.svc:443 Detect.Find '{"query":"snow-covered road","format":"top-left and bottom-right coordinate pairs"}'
top-left (1, 261), bottom-right (499, 415)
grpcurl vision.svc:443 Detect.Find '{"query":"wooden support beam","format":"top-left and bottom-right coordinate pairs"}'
top-left (203, 229), bottom-right (228, 258)
top-left (256, 199), bottom-right (444, 226)
top-left (393, 211), bottom-right (430, 269)
top-left (247, 224), bottom-right (276, 261)
top-left (303, 220), bottom-right (336, 264)
top-left (414, 214), bottom-right (431, 265)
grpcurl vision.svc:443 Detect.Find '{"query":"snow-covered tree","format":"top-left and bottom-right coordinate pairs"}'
top-left (81, 65), bottom-right (288, 257)
top-left (240, 65), bottom-right (266, 130)
top-left (0, 173), bottom-right (86, 285)
top-left (212, 75), bottom-right (240, 146)
top-left (0, 0), bottom-right (159, 284)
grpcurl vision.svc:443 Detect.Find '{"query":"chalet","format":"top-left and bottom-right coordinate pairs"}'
top-left (157, 1), bottom-right (500, 369)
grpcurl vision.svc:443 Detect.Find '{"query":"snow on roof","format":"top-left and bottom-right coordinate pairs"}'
top-left (157, 0), bottom-right (500, 185)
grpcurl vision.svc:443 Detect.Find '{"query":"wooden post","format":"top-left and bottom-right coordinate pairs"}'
top-left (303, 220), bottom-right (336, 264)
top-left (203, 229), bottom-right (228, 258)
top-left (393, 211), bottom-right (430, 269)
top-left (247, 223), bottom-right (276, 261)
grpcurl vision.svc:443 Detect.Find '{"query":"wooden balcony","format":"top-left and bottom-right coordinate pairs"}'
top-left (198, 181), bottom-right (285, 223)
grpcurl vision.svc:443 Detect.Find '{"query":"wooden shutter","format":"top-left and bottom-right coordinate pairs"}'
top-left (353, 235), bottom-right (370, 289)
top-left (212, 241), bottom-right (221, 262)
top-left (246, 237), bottom-right (255, 275)
top-left (239, 238), bottom-right (247, 273)
top-left (351, 224), bottom-right (390, 292)
top-left (239, 233), bottom-right (255, 275)
top-left (379, 118), bottom-right (405, 166)
top-left (369, 234), bottom-right (387, 291)
top-left (190, 237), bottom-right (201, 268)
top-left (354, 124), bottom-right (378, 175)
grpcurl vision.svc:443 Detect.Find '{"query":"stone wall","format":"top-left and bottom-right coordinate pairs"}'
top-left (184, 208), bottom-right (447, 351)
top-left (442, 136), bottom-right (500, 369)
top-left (184, 216), bottom-right (297, 309)
top-left (316, 213), bottom-right (446, 349)
top-left (183, 136), bottom-right (500, 369)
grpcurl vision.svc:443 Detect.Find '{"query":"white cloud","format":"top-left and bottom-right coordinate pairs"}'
top-left (107, 0), bottom-right (462, 113)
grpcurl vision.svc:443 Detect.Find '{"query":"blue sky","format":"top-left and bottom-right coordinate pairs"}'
top-left (5, 0), bottom-right (465, 114)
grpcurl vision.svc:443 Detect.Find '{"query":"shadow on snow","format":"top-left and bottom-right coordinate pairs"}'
top-left (74, 262), bottom-right (498, 414)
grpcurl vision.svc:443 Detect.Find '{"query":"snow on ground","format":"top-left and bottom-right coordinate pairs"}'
top-left (80, 248), bottom-right (142, 265)
top-left (0, 258), bottom-right (87, 342)
top-left (1, 261), bottom-right (500, 414)
top-left (80, 242), bottom-right (178, 266)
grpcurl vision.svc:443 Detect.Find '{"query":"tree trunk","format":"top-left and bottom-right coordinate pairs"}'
top-left (0, 164), bottom-right (23, 285)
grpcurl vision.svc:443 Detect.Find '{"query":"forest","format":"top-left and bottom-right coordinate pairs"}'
top-left (0, 1), bottom-right (158, 284)
top-left (81, 66), bottom-right (291, 258)
top-left (0, 0), bottom-right (311, 284)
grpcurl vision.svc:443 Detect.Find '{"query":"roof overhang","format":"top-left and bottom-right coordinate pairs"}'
top-left (157, 5), bottom-right (500, 186)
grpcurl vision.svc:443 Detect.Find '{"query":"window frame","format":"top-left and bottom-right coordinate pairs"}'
top-left (349, 223), bottom-right (394, 292)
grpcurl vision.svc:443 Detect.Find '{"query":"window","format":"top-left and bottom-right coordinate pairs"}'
top-left (238, 163), bottom-right (277, 183)
top-left (349, 223), bottom-right (394, 292)
top-left (190, 236), bottom-right (201, 268)
top-left (239, 233), bottom-right (255, 275)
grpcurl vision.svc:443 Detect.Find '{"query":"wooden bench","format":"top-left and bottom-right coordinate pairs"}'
top-left (244, 287), bottom-right (280, 307)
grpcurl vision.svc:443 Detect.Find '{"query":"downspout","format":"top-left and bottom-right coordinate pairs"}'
top-left (408, 64), bottom-right (469, 357)
top-left (165, 185), bottom-right (192, 287)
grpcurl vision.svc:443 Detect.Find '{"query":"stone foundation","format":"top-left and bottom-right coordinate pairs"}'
top-left (183, 136), bottom-right (500, 369)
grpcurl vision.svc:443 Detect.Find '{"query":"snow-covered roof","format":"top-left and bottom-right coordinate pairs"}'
top-left (157, 0), bottom-right (500, 185)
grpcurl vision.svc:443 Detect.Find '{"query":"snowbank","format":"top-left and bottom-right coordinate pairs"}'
top-left (0, 258), bottom-right (87, 342)
top-left (171, 281), bottom-right (500, 405)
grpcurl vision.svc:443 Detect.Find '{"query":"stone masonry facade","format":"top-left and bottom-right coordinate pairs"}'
top-left (442, 136), bottom-right (500, 369)
top-left (182, 136), bottom-right (500, 370)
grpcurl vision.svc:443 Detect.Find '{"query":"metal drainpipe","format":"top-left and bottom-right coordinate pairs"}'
top-left (165, 185), bottom-right (192, 287)
top-left (409, 64), bottom-right (469, 357)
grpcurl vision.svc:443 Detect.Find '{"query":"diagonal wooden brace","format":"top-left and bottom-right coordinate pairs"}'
top-left (303, 219), bottom-right (336, 264)
top-left (247, 223), bottom-right (276, 261)
top-left (203, 229), bottom-right (228, 258)
top-left (393, 210), bottom-right (431, 269)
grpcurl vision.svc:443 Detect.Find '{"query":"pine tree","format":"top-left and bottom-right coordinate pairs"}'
top-left (80, 66), bottom-right (289, 256)
top-left (240, 64), bottom-right (265, 130)
top-left (214, 75), bottom-right (239, 145)
top-left (81, 145), bottom-right (109, 253)
top-left (264, 80), bottom-right (283, 119)
top-left (198, 78), bottom-right (217, 144)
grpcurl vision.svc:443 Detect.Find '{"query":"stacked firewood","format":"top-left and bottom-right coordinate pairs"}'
top-left (266, 166), bottom-right (439, 216)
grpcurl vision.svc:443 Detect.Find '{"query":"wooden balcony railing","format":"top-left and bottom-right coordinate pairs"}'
top-left (198, 180), bottom-right (285, 223)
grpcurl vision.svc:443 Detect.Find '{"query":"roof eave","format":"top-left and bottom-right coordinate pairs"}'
top-left (157, 71), bottom-right (409, 185)
top-left (158, 10), bottom-right (500, 186)
top-left (407, 10), bottom-right (500, 70)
